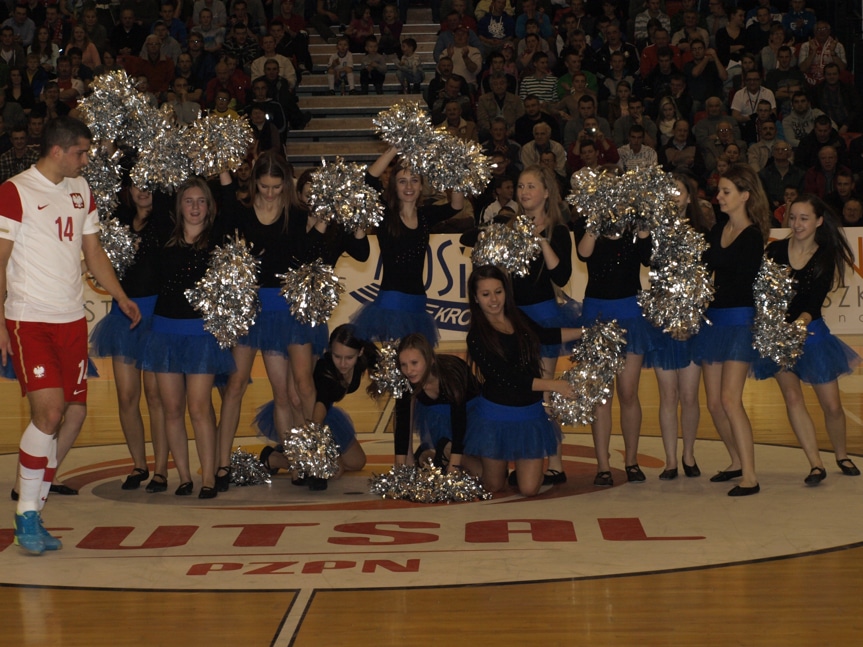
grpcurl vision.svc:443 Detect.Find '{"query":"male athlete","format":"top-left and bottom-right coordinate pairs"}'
top-left (0, 117), bottom-right (141, 554)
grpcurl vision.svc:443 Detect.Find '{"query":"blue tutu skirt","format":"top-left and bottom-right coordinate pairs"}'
top-left (581, 296), bottom-right (659, 356)
top-left (519, 297), bottom-right (583, 358)
top-left (464, 397), bottom-right (558, 461)
top-left (253, 399), bottom-right (356, 453)
top-left (350, 290), bottom-right (439, 344)
top-left (140, 316), bottom-right (236, 375)
top-left (752, 319), bottom-right (861, 384)
top-left (643, 334), bottom-right (698, 371)
top-left (695, 307), bottom-right (758, 364)
top-left (414, 401), bottom-right (452, 450)
top-left (237, 288), bottom-right (328, 356)
top-left (89, 296), bottom-right (157, 365)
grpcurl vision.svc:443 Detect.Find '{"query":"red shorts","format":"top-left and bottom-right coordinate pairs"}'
top-left (5, 318), bottom-right (89, 403)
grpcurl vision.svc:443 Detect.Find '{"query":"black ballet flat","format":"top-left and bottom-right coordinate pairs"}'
top-left (625, 464), bottom-right (646, 483)
top-left (175, 482), bottom-right (193, 496)
top-left (709, 469), bottom-right (743, 482)
top-left (804, 466), bottom-right (827, 486)
top-left (10, 488), bottom-right (18, 501)
top-left (837, 458), bottom-right (860, 476)
top-left (728, 483), bottom-right (760, 497)
top-left (49, 484), bottom-right (78, 495)
top-left (291, 476), bottom-right (308, 486)
top-left (542, 469), bottom-right (567, 485)
top-left (259, 446), bottom-right (280, 476)
top-left (683, 462), bottom-right (701, 478)
top-left (215, 466), bottom-right (232, 492)
top-left (121, 468), bottom-right (150, 490)
top-left (198, 486), bottom-right (218, 499)
top-left (659, 468), bottom-right (678, 481)
top-left (432, 438), bottom-right (451, 469)
top-left (307, 477), bottom-right (328, 491)
top-left (145, 474), bottom-right (168, 493)
top-left (593, 471), bottom-right (613, 487)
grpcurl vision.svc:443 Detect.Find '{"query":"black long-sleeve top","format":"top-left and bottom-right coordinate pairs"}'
top-left (366, 172), bottom-right (459, 295)
top-left (314, 353), bottom-right (362, 409)
top-left (573, 219), bottom-right (652, 300)
top-left (467, 319), bottom-right (562, 407)
top-left (112, 192), bottom-right (173, 298)
top-left (219, 184), bottom-right (298, 288)
top-left (703, 214), bottom-right (764, 309)
top-left (765, 238), bottom-right (832, 323)
top-left (287, 206), bottom-right (371, 267)
top-left (512, 224), bottom-right (573, 306)
top-left (393, 355), bottom-right (480, 456)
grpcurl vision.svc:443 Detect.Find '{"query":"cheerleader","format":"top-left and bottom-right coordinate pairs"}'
top-left (215, 153), bottom-right (325, 492)
top-left (350, 146), bottom-right (464, 344)
top-left (89, 186), bottom-right (170, 492)
top-left (466, 265), bottom-right (583, 497)
top-left (395, 333), bottom-right (482, 475)
top-left (259, 324), bottom-right (380, 489)
top-left (696, 163), bottom-right (770, 496)
top-left (753, 195), bottom-right (860, 484)
top-left (511, 165), bottom-right (581, 484)
top-left (643, 174), bottom-right (712, 480)
top-left (140, 177), bottom-right (235, 499)
top-left (573, 193), bottom-right (654, 487)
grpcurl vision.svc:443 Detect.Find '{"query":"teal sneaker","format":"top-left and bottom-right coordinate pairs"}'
top-left (14, 511), bottom-right (45, 555)
top-left (38, 514), bottom-right (62, 551)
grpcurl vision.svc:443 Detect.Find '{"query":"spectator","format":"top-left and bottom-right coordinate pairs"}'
top-left (476, 71), bottom-right (523, 139)
top-left (480, 116), bottom-right (522, 169)
top-left (764, 46), bottom-right (806, 107)
top-left (25, 112), bottom-right (43, 148)
top-left (520, 122), bottom-right (566, 175)
top-left (840, 197), bottom-right (863, 227)
top-left (556, 50), bottom-right (597, 99)
top-left (205, 59), bottom-right (245, 108)
top-left (759, 140), bottom-right (803, 209)
top-left (701, 117), bottom-right (748, 172)
top-left (758, 23), bottom-right (792, 74)
top-left (684, 39), bottom-right (726, 109)
top-left (563, 94), bottom-right (611, 150)
top-left (432, 74), bottom-right (473, 123)
top-left (519, 52), bottom-right (558, 107)
top-left (156, 1), bottom-right (187, 47)
top-left (53, 55), bottom-right (84, 108)
top-left (824, 170), bottom-right (862, 216)
top-left (771, 185), bottom-right (798, 227)
top-left (378, 3), bottom-right (403, 57)
top-left (326, 35), bottom-right (356, 95)
top-left (798, 21), bottom-right (847, 87)
top-left (260, 57), bottom-right (310, 130)
top-left (227, 0), bottom-right (263, 36)
top-left (479, 175), bottom-right (518, 223)
top-left (3, 5), bottom-right (35, 49)
top-left (167, 76), bottom-right (202, 125)
top-left (730, 69), bottom-right (776, 126)
top-left (311, 0), bottom-right (352, 44)
top-left (446, 25), bottom-right (482, 89)
top-left (186, 30), bottom-right (217, 87)
top-left (210, 88), bottom-right (240, 117)
top-left (782, 92), bottom-right (832, 150)
top-left (671, 8), bottom-right (708, 56)
top-left (782, 0), bottom-right (816, 43)
top-left (515, 0), bottom-right (552, 40)
top-left (600, 50), bottom-right (637, 104)
top-left (359, 36), bottom-right (387, 95)
top-left (612, 95), bottom-right (658, 149)
top-left (795, 114), bottom-right (846, 171)
top-left (740, 99), bottom-right (781, 145)
top-left (813, 63), bottom-right (863, 136)
top-left (477, 0), bottom-right (515, 54)
top-left (804, 146), bottom-right (851, 198)
top-left (270, 1), bottom-right (314, 73)
top-left (747, 119), bottom-right (782, 171)
top-left (248, 104), bottom-right (282, 154)
top-left (660, 119), bottom-right (703, 175)
top-left (111, 8), bottom-right (147, 60)
top-left (634, 0), bottom-right (670, 44)
top-left (693, 96), bottom-right (740, 148)
top-left (193, 0), bottom-right (228, 28)
top-left (0, 26), bottom-right (26, 68)
top-left (43, 5), bottom-right (70, 48)
top-left (426, 56), bottom-right (466, 109)
top-left (743, 5), bottom-right (777, 55)
top-left (655, 95), bottom-right (682, 147)
top-left (705, 0), bottom-right (728, 49)
top-left (436, 99), bottom-right (479, 142)
top-left (197, 8), bottom-right (226, 53)
top-left (396, 37), bottom-right (425, 95)
top-left (247, 77), bottom-right (286, 133)
top-left (596, 22), bottom-right (639, 78)
top-left (434, 12), bottom-right (483, 61)
top-left (251, 35), bottom-right (296, 89)
top-left (0, 126), bottom-right (37, 183)
top-left (222, 22), bottom-right (261, 74)
top-left (567, 116), bottom-right (618, 171)
top-left (618, 125), bottom-right (657, 172)
top-left (640, 28), bottom-right (681, 78)
top-left (715, 5), bottom-right (746, 67)
top-left (144, 20), bottom-right (181, 65)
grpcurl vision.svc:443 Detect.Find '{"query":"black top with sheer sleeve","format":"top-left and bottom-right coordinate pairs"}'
top-left (365, 172), bottom-right (459, 295)
top-left (512, 224), bottom-right (573, 306)
top-left (467, 318), bottom-right (562, 407)
top-left (290, 206), bottom-right (371, 267)
top-left (393, 355), bottom-right (480, 456)
top-left (572, 218), bottom-right (652, 300)
top-left (112, 191), bottom-right (174, 298)
top-left (314, 353), bottom-right (362, 409)
top-left (765, 238), bottom-right (832, 322)
top-left (703, 213), bottom-right (764, 309)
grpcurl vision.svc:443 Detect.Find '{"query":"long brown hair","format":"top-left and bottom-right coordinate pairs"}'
top-left (516, 165), bottom-right (563, 242)
top-left (383, 158), bottom-right (424, 238)
top-left (721, 163), bottom-right (772, 242)
top-left (788, 194), bottom-right (855, 289)
top-left (466, 265), bottom-right (543, 381)
top-left (167, 176), bottom-right (216, 249)
top-left (397, 333), bottom-right (478, 406)
top-left (670, 172), bottom-right (711, 234)
top-left (247, 151), bottom-right (297, 232)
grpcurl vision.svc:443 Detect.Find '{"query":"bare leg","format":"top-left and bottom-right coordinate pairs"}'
top-left (654, 366), bottom-right (681, 469)
top-left (216, 345), bottom-right (257, 469)
top-left (262, 352), bottom-right (295, 438)
top-left (719, 361), bottom-right (757, 487)
top-left (287, 342), bottom-right (317, 422)
top-left (157, 372), bottom-right (191, 484)
top-left (186, 373), bottom-right (218, 490)
top-left (701, 361), bottom-right (740, 471)
top-left (592, 395), bottom-right (613, 473)
top-left (480, 457), bottom-right (508, 493)
top-left (339, 439), bottom-right (367, 472)
top-left (143, 370), bottom-right (168, 477)
top-left (514, 457), bottom-right (545, 496)
top-left (678, 362), bottom-right (702, 466)
top-left (618, 353), bottom-right (644, 466)
top-left (113, 358), bottom-right (147, 472)
top-left (812, 380), bottom-right (849, 461)
top-left (540, 356), bottom-right (565, 473)
top-left (775, 371), bottom-right (824, 469)
top-left (55, 401), bottom-right (86, 466)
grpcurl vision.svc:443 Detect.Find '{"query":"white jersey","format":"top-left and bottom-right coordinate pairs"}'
top-left (0, 165), bottom-right (99, 323)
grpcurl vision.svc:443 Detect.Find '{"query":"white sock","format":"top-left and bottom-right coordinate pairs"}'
top-left (17, 422), bottom-right (53, 515)
top-left (38, 436), bottom-right (58, 512)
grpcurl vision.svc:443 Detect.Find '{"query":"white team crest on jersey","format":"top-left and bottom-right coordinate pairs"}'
top-left (33, 365), bottom-right (46, 379)
top-left (70, 193), bottom-right (85, 209)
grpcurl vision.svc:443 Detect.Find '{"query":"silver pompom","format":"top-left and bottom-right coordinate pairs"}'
top-left (184, 115), bottom-right (255, 176)
top-left (229, 447), bottom-right (272, 486)
top-left (308, 157), bottom-right (385, 232)
top-left (185, 232), bottom-right (261, 348)
top-left (282, 423), bottom-right (340, 479)
top-left (471, 214), bottom-right (542, 277)
top-left (547, 321), bottom-right (628, 426)
top-left (277, 259), bottom-right (343, 326)
top-left (752, 257), bottom-right (808, 370)
top-left (129, 113), bottom-right (192, 193)
top-left (369, 462), bottom-right (492, 503)
top-left (83, 145), bottom-right (124, 215)
top-left (78, 70), bottom-right (161, 148)
top-left (369, 341), bottom-right (411, 398)
top-left (372, 99), bottom-right (438, 154)
top-left (99, 217), bottom-right (139, 279)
